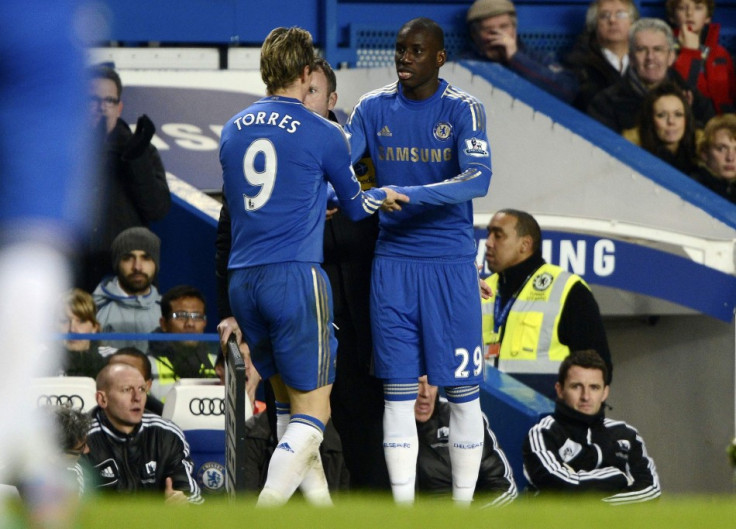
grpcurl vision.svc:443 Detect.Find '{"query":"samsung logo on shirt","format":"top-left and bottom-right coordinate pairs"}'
top-left (232, 111), bottom-right (301, 133)
top-left (378, 146), bottom-right (453, 163)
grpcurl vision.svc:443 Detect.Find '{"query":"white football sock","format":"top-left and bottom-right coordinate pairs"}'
top-left (258, 417), bottom-right (324, 507)
top-left (448, 397), bottom-right (484, 504)
top-left (383, 398), bottom-right (418, 504)
top-left (272, 404), bottom-right (332, 506)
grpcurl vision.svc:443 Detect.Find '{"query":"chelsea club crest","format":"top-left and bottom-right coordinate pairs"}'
top-left (533, 273), bottom-right (553, 291)
top-left (197, 461), bottom-right (226, 494)
top-left (433, 122), bottom-right (452, 141)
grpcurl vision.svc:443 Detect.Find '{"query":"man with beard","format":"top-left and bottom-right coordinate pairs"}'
top-left (93, 226), bottom-right (162, 352)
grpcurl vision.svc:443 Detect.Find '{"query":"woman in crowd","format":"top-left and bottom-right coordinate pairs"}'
top-left (626, 82), bottom-right (698, 174)
top-left (690, 113), bottom-right (736, 203)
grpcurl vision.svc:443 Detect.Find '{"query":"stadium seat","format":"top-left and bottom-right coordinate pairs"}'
top-left (162, 381), bottom-right (251, 494)
top-left (29, 376), bottom-right (97, 412)
top-left (174, 378), bottom-right (220, 386)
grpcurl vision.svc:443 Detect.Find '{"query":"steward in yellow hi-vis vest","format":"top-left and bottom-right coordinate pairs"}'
top-left (481, 209), bottom-right (612, 397)
top-left (482, 263), bottom-right (584, 374)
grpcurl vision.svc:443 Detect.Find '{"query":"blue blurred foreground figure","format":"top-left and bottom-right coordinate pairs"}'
top-left (0, 1), bottom-right (96, 526)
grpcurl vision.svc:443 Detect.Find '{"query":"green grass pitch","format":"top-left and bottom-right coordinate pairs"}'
top-left (69, 493), bottom-right (736, 529)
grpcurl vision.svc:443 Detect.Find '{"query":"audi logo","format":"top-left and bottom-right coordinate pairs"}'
top-left (189, 397), bottom-right (225, 416)
top-left (36, 394), bottom-right (86, 410)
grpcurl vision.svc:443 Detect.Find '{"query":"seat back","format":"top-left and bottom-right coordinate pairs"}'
top-left (163, 382), bottom-right (251, 494)
top-left (29, 376), bottom-right (97, 412)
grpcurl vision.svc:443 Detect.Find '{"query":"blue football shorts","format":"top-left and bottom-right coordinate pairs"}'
top-left (370, 256), bottom-right (484, 387)
top-left (228, 262), bottom-right (337, 391)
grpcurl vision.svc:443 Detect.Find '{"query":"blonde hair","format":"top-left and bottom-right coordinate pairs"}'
top-left (260, 27), bottom-right (315, 95)
top-left (65, 288), bottom-right (99, 327)
top-left (698, 114), bottom-right (736, 158)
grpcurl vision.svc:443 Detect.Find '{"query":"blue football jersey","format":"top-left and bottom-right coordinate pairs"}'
top-left (220, 96), bottom-right (386, 269)
top-left (345, 79), bottom-right (491, 260)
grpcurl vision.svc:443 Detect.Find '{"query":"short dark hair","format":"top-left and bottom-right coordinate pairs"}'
top-left (51, 406), bottom-right (90, 452)
top-left (497, 208), bottom-right (542, 253)
top-left (89, 65), bottom-right (122, 99)
top-left (160, 284), bottom-right (206, 320)
top-left (399, 17), bottom-right (445, 50)
top-left (558, 349), bottom-right (609, 386)
top-left (312, 57), bottom-right (337, 95)
top-left (108, 347), bottom-right (153, 381)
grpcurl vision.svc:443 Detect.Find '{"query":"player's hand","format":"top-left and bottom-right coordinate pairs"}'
top-left (380, 187), bottom-right (409, 212)
top-left (678, 24), bottom-right (700, 49)
top-left (164, 477), bottom-right (188, 505)
top-left (217, 316), bottom-right (242, 353)
top-left (245, 360), bottom-right (261, 411)
top-left (480, 278), bottom-right (493, 300)
top-left (326, 207), bottom-right (339, 221)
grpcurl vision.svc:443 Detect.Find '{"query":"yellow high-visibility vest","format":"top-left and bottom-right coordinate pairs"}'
top-left (481, 263), bottom-right (587, 374)
top-left (149, 353), bottom-right (218, 400)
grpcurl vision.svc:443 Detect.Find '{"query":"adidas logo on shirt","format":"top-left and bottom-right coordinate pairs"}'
top-left (276, 442), bottom-right (295, 453)
top-left (100, 465), bottom-right (115, 478)
top-left (377, 126), bottom-right (392, 137)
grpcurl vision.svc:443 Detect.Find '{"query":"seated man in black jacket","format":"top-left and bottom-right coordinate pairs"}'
top-left (415, 376), bottom-right (517, 506)
top-left (522, 350), bottom-right (661, 504)
top-left (82, 363), bottom-right (202, 504)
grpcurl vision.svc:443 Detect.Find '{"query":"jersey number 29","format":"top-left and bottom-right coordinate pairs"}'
top-left (455, 346), bottom-right (483, 378)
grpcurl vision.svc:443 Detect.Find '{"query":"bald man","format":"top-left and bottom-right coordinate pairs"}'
top-left (82, 363), bottom-right (202, 504)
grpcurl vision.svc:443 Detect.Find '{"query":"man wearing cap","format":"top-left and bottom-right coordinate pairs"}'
top-left (93, 226), bottom-right (162, 352)
top-left (465, 0), bottom-right (579, 103)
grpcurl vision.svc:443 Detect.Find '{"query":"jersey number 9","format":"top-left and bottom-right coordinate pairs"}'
top-left (242, 138), bottom-right (277, 211)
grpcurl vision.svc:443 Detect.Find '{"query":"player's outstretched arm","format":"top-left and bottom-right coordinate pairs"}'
top-left (379, 187), bottom-right (409, 212)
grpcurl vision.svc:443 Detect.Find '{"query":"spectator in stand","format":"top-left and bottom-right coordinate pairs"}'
top-left (82, 363), bottom-right (202, 503)
top-left (523, 350), bottom-right (661, 504)
top-left (77, 65), bottom-right (170, 293)
top-left (667, 0), bottom-right (736, 114)
top-left (107, 347), bottom-right (165, 415)
top-left (588, 17), bottom-right (715, 133)
top-left (415, 376), bottom-right (517, 506)
top-left (93, 227), bottom-right (162, 352)
top-left (691, 113), bottom-right (736, 203)
top-left (625, 82), bottom-right (699, 174)
top-left (147, 285), bottom-right (218, 400)
top-left (465, 0), bottom-right (579, 103)
top-left (58, 288), bottom-right (116, 378)
top-left (567, 0), bottom-right (639, 111)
